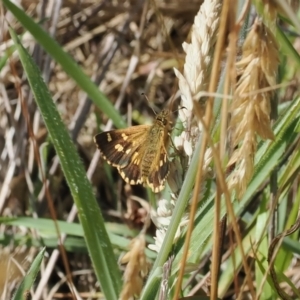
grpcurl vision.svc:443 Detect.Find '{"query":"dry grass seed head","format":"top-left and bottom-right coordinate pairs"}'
top-left (175, 0), bottom-right (222, 128)
top-left (119, 235), bottom-right (148, 300)
top-left (228, 18), bottom-right (279, 198)
top-left (172, 0), bottom-right (221, 175)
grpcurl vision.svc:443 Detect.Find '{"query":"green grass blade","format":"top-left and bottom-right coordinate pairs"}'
top-left (9, 28), bottom-right (121, 299)
top-left (12, 248), bottom-right (45, 300)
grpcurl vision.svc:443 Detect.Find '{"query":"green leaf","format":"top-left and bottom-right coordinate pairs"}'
top-left (12, 248), bottom-right (45, 300)
top-left (8, 28), bottom-right (121, 299)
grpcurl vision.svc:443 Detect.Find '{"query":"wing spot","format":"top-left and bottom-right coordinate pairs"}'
top-left (147, 182), bottom-right (164, 193)
top-left (133, 159), bottom-right (140, 165)
top-left (120, 171), bottom-right (129, 182)
top-left (122, 133), bottom-right (128, 141)
top-left (115, 144), bottom-right (124, 152)
top-left (159, 160), bottom-right (163, 167)
top-left (125, 148), bottom-right (131, 154)
top-left (107, 133), bottom-right (112, 142)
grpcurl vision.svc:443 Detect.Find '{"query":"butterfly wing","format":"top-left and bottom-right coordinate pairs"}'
top-left (94, 125), bottom-right (151, 184)
top-left (146, 140), bottom-right (169, 193)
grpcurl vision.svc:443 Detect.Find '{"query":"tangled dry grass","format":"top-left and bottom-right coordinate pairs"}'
top-left (1, 0), bottom-right (300, 299)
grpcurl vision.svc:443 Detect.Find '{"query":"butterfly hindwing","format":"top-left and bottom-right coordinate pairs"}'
top-left (146, 145), bottom-right (169, 192)
top-left (118, 160), bottom-right (143, 185)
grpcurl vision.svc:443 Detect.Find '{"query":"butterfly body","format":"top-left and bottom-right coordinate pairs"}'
top-left (94, 110), bottom-right (170, 192)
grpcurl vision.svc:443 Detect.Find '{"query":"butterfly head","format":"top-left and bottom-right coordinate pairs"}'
top-left (155, 109), bottom-right (170, 126)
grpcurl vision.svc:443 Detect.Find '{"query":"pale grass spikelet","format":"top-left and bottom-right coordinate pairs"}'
top-left (171, 0), bottom-right (221, 182)
top-left (172, 0), bottom-right (221, 175)
top-left (120, 235), bottom-right (148, 300)
top-left (228, 18), bottom-right (279, 198)
top-left (148, 199), bottom-right (188, 253)
top-left (174, 0), bottom-right (221, 131)
top-left (182, 0), bottom-right (221, 96)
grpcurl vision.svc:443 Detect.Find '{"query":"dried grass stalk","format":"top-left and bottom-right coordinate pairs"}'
top-left (119, 235), bottom-right (148, 300)
top-left (228, 18), bottom-right (279, 198)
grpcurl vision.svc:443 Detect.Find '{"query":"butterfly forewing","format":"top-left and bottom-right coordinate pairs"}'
top-left (94, 125), bottom-right (150, 168)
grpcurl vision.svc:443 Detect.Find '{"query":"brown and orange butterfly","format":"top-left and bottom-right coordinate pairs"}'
top-left (94, 110), bottom-right (170, 193)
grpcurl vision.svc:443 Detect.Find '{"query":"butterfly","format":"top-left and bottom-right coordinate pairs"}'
top-left (94, 109), bottom-right (170, 193)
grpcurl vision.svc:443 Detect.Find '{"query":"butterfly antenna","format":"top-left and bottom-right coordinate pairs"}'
top-left (172, 106), bottom-right (187, 114)
top-left (141, 93), bottom-right (158, 115)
